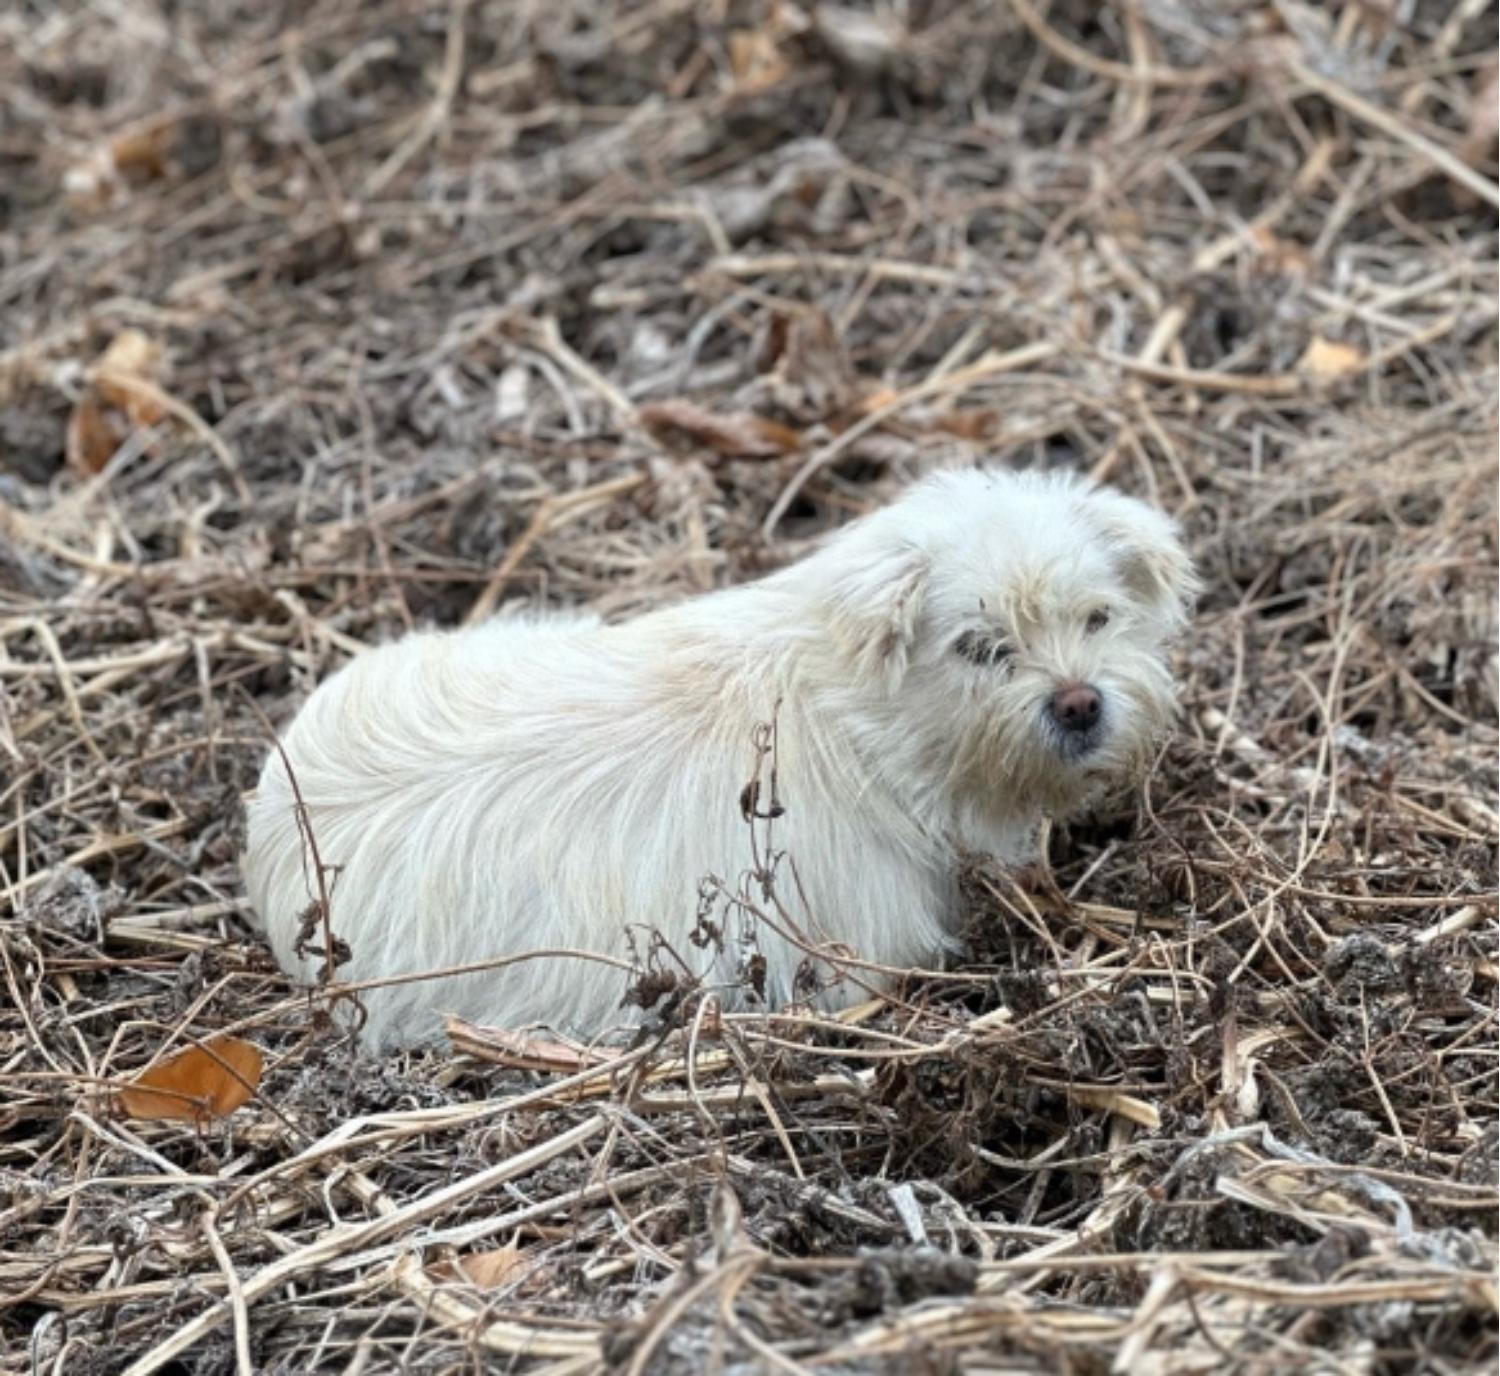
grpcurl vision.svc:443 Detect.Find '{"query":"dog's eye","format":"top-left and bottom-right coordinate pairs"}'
top-left (1085, 608), bottom-right (1111, 634)
top-left (954, 630), bottom-right (1015, 667)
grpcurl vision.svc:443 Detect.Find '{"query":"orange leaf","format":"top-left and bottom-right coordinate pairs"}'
top-left (933, 407), bottom-right (1004, 441)
top-left (96, 374), bottom-right (170, 429)
top-left (729, 30), bottom-right (790, 92)
top-left (94, 328), bottom-right (163, 382)
top-left (1248, 224), bottom-right (1313, 275)
top-left (433, 1245), bottom-right (525, 1289)
top-left (62, 124), bottom-right (173, 207)
top-left (109, 124), bottom-right (173, 180)
top-left (117, 1035), bottom-right (264, 1123)
top-left (639, 401), bottom-right (800, 459)
top-left (66, 329), bottom-right (171, 473)
top-left (66, 394), bottom-right (125, 475)
top-left (93, 328), bottom-right (169, 426)
top-left (1297, 336), bottom-right (1365, 379)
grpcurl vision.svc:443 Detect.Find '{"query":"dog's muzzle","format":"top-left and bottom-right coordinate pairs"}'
top-left (1046, 681), bottom-right (1105, 759)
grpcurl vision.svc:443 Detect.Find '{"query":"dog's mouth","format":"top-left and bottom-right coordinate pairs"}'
top-left (1052, 725), bottom-right (1105, 763)
top-left (1040, 701), bottom-right (1108, 764)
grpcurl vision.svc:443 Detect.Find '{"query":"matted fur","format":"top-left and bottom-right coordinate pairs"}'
top-left (241, 469), bottom-right (1196, 1048)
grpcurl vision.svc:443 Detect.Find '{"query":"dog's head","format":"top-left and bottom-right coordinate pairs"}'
top-left (815, 468), bottom-right (1197, 819)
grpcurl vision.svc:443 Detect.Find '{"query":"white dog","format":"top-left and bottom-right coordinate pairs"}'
top-left (242, 468), bottom-right (1195, 1048)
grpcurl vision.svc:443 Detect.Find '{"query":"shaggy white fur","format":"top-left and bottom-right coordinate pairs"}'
top-left (241, 468), bottom-right (1196, 1048)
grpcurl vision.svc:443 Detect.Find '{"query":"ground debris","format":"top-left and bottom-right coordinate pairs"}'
top-left (0, 1), bottom-right (1494, 1372)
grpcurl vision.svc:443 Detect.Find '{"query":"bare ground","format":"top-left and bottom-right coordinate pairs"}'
top-left (1, 2), bottom-right (1497, 1373)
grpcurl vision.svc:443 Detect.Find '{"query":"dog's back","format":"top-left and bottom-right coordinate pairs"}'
top-left (242, 615), bottom-right (649, 1044)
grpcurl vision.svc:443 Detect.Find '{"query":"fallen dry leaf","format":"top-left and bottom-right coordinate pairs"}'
top-left (65, 394), bottom-right (127, 475)
top-left (1297, 336), bottom-right (1366, 379)
top-left (639, 400), bottom-right (801, 459)
top-left (932, 407), bottom-right (1005, 442)
top-left (94, 329), bottom-right (169, 426)
top-left (759, 309), bottom-right (857, 423)
top-left (729, 29), bottom-right (791, 93)
top-left (94, 328), bottom-right (162, 384)
top-left (63, 123), bottom-right (174, 208)
top-left (1248, 223), bottom-right (1314, 275)
top-left (66, 329), bottom-right (169, 474)
top-left (430, 1244), bottom-right (525, 1289)
top-left (116, 1035), bottom-right (264, 1123)
top-left (109, 124), bottom-right (174, 179)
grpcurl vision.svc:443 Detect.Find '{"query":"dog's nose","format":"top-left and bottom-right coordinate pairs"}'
top-left (1050, 682), bottom-right (1102, 733)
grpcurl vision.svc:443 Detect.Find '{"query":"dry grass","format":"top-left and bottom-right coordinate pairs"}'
top-left (2, 2), bottom-right (1497, 1372)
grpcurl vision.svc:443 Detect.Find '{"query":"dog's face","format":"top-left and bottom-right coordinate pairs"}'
top-left (819, 469), bottom-right (1197, 820)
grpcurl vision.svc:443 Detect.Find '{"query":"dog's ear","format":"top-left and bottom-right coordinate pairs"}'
top-left (821, 536), bottom-right (930, 689)
top-left (1087, 491), bottom-right (1198, 630)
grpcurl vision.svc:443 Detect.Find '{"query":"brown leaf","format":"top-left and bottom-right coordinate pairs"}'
top-left (96, 374), bottom-right (170, 429)
top-left (729, 30), bottom-right (791, 93)
top-left (62, 124), bottom-right (173, 207)
top-left (1297, 336), bottom-right (1365, 379)
top-left (109, 124), bottom-right (173, 180)
top-left (932, 407), bottom-right (1004, 441)
top-left (66, 394), bottom-right (126, 475)
top-left (116, 1035), bottom-right (264, 1123)
top-left (430, 1245), bottom-right (525, 1289)
top-left (94, 328), bottom-right (163, 383)
top-left (759, 310), bottom-right (856, 423)
top-left (66, 329), bottom-right (170, 473)
top-left (639, 401), bottom-right (801, 459)
top-left (93, 328), bottom-right (168, 426)
top-left (1248, 224), bottom-right (1313, 275)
